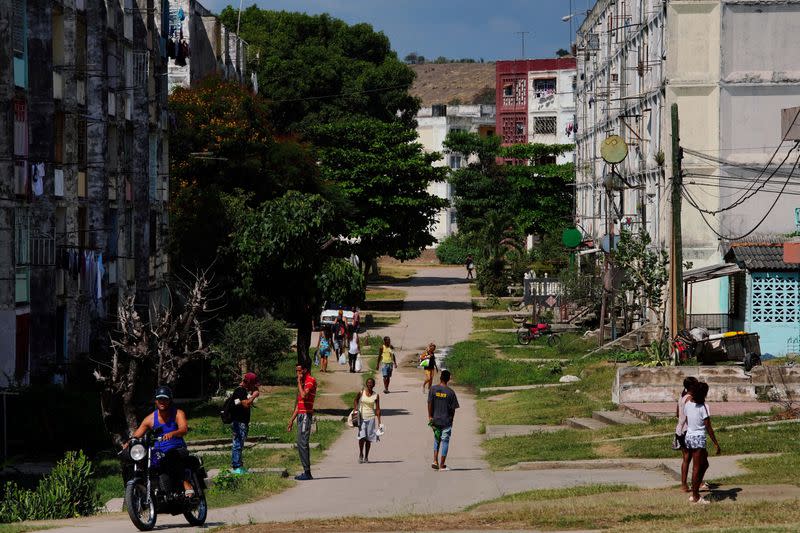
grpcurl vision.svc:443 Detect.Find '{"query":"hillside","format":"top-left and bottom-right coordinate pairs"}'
top-left (409, 63), bottom-right (496, 107)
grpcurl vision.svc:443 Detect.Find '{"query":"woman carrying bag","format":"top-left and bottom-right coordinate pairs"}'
top-left (353, 378), bottom-right (382, 463)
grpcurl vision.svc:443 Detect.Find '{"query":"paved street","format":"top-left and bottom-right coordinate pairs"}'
top-left (44, 267), bottom-right (675, 532)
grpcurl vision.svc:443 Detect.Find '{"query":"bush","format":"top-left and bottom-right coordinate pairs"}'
top-left (211, 315), bottom-right (293, 385)
top-left (0, 450), bottom-right (101, 522)
top-left (435, 234), bottom-right (478, 265)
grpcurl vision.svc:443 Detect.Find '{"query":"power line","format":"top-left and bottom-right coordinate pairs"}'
top-left (681, 141), bottom-right (799, 215)
top-left (681, 150), bottom-right (800, 241)
top-left (681, 107), bottom-right (800, 212)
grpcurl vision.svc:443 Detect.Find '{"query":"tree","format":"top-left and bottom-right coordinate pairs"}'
top-left (211, 315), bottom-right (293, 387)
top-left (556, 48), bottom-right (571, 57)
top-left (404, 52), bottom-right (419, 64)
top-left (93, 271), bottom-right (212, 445)
top-left (218, 7), bottom-right (419, 133)
top-left (225, 191), bottom-right (358, 366)
top-left (444, 132), bottom-right (575, 295)
top-left (309, 118), bottom-right (449, 280)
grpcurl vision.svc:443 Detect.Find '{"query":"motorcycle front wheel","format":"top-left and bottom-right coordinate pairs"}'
top-left (183, 474), bottom-right (208, 526)
top-left (125, 481), bottom-right (157, 531)
top-left (517, 329), bottom-right (532, 345)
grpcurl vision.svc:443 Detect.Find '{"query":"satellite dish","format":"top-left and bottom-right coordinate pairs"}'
top-left (561, 227), bottom-right (582, 248)
top-left (600, 135), bottom-right (628, 164)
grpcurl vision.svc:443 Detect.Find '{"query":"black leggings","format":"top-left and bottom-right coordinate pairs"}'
top-left (348, 352), bottom-right (358, 372)
top-left (159, 447), bottom-right (189, 491)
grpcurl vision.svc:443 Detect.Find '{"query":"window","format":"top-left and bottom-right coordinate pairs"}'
top-left (501, 114), bottom-right (527, 144)
top-left (501, 77), bottom-right (526, 107)
top-left (534, 116), bottom-right (557, 135)
top-left (12, 0), bottom-right (25, 56)
top-left (515, 122), bottom-right (525, 135)
top-left (533, 78), bottom-right (556, 98)
top-left (448, 154), bottom-right (463, 169)
top-left (503, 84), bottom-right (513, 97)
top-left (611, 73), bottom-right (619, 83)
top-left (15, 208), bottom-right (29, 266)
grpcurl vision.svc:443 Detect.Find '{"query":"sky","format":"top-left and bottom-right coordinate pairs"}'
top-left (201, 0), bottom-right (592, 61)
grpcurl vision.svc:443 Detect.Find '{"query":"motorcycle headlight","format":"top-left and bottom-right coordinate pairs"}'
top-left (130, 443), bottom-right (146, 461)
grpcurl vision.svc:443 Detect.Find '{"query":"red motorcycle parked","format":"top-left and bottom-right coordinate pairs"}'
top-left (516, 322), bottom-right (561, 346)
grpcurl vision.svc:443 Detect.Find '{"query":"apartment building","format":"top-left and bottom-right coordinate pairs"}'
top-left (416, 104), bottom-right (496, 241)
top-left (573, 0), bottom-right (800, 325)
top-left (0, 0), bottom-right (249, 386)
top-left (495, 58), bottom-right (577, 164)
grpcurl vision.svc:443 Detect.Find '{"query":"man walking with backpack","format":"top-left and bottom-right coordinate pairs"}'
top-left (226, 372), bottom-right (260, 474)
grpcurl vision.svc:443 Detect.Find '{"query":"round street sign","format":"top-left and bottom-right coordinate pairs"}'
top-left (601, 233), bottom-right (620, 253)
top-left (562, 227), bottom-right (582, 248)
top-left (600, 135), bottom-right (628, 164)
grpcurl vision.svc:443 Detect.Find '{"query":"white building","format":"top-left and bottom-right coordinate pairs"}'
top-left (574, 0), bottom-right (800, 319)
top-left (416, 104), bottom-right (496, 242)
top-left (495, 58), bottom-right (577, 163)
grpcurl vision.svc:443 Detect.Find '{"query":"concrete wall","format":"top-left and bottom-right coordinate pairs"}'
top-left (613, 365), bottom-right (800, 404)
top-left (527, 68), bottom-right (576, 164)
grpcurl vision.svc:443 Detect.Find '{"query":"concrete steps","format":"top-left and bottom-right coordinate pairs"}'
top-left (592, 410), bottom-right (646, 426)
top-left (566, 417), bottom-right (609, 430)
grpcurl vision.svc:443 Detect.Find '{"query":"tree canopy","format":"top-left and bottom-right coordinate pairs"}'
top-left (309, 117), bottom-right (449, 274)
top-left (218, 7), bottom-right (419, 133)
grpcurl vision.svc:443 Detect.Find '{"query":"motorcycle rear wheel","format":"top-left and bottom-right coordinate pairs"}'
top-left (183, 474), bottom-right (208, 526)
top-left (125, 481), bottom-right (157, 531)
top-left (517, 329), bottom-right (532, 345)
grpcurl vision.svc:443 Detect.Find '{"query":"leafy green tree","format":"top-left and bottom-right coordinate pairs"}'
top-left (212, 315), bottom-right (293, 386)
top-left (168, 77), bottom-right (323, 321)
top-left (444, 132), bottom-right (574, 295)
top-left (309, 118), bottom-right (449, 279)
top-left (226, 191), bottom-right (356, 366)
top-left (218, 7), bottom-right (419, 133)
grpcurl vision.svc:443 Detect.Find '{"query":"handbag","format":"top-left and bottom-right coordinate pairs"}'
top-left (348, 409), bottom-right (360, 428)
top-left (672, 432), bottom-right (685, 450)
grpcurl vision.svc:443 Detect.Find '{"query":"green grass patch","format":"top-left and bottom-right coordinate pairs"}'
top-left (471, 297), bottom-right (519, 311)
top-left (716, 452), bottom-right (800, 486)
top-left (0, 526), bottom-right (53, 533)
top-left (483, 430), bottom-right (598, 466)
top-left (365, 288), bottom-right (407, 301)
top-left (469, 330), bottom-right (517, 346)
top-left (469, 283), bottom-right (481, 298)
top-left (206, 472), bottom-right (293, 508)
top-left (368, 264), bottom-right (416, 284)
top-left (447, 341), bottom-right (565, 389)
top-left (478, 366), bottom-right (616, 425)
top-left (465, 483), bottom-right (635, 510)
top-left (473, 316), bottom-right (514, 330)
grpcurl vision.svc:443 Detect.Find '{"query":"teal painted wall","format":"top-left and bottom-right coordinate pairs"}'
top-left (746, 271), bottom-right (800, 356)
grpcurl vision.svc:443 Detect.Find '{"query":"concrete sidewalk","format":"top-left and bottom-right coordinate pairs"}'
top-left (39, 268), bottom-right (684, 532)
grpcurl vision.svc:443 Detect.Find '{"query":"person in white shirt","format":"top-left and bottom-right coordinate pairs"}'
top-left (675, 376), bottom-right (699, 492)
top-left (684, 381), bottom-right (721, 504)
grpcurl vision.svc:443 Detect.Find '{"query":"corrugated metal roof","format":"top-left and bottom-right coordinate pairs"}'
top-left (683, 263), bottom-right (742, 283)
top-left (724, 243), bottom-right (797, 271)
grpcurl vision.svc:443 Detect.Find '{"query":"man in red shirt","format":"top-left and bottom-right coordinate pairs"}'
top-left (288, 362), bottom-right (317, 480)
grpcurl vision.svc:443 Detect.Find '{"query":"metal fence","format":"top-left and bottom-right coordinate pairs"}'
top-left (687, 313), bottom-right (732, 333)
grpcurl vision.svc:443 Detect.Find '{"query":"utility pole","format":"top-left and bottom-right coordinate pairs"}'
top-left (515, 31), bottom-right (530, 59)
top-left (669, 103), bottom-right (685, 341)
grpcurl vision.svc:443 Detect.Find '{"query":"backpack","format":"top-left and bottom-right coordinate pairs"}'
top-left (220, 393), bottom-right (236, 424)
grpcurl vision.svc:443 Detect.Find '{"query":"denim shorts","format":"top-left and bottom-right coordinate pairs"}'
top-left (381, 364), bottom-right (393, 377)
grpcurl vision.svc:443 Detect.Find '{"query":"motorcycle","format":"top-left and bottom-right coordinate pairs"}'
top-left (120, 429), bottom-right (208, 531)
top-left (516, 321), bottom-right (561, 346)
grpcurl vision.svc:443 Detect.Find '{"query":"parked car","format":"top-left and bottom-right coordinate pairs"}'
top-left (318, 305), bottom-right (354, 330)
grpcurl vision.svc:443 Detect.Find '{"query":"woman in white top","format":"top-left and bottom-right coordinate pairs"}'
top-left (676, 376), bottom-right (699, 492)
top-left (353, 378), bottom-right (381, 463)
top-left (347, 326), bottom-right (361, 373)
top-left (685, 381), bottom-right (721, 504)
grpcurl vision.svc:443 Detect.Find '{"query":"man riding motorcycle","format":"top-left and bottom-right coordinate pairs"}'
top-left (127, 386), bottom-right (193, 497)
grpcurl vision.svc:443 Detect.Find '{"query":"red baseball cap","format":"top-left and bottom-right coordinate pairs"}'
top-left (243, 372), bottom-right (259, 385)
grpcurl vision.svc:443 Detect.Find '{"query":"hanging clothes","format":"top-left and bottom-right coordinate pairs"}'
top-left (166, 38), bottom-right (176, 59)
top-left (96, 253), bottom-right (104, 301)
top-left (175, 39), bottom-right (187, 66)
top-left (31, 163), bottom-right (44, 197)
